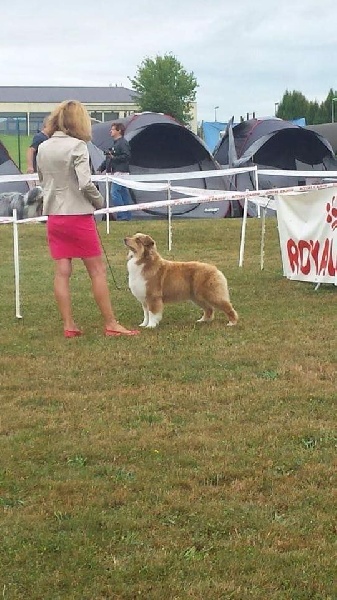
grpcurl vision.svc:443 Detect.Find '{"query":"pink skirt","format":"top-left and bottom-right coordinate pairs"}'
top-left (47, 215), bottom-right (102, 259)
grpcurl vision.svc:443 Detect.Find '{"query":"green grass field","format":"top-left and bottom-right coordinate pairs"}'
top-left (0, 133), bottom-right (32, 172)
top-left (0, 218), bottom-right (336, 599)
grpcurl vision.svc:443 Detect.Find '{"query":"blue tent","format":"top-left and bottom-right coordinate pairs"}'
top-left (201, 121), bottom-right (228, 152)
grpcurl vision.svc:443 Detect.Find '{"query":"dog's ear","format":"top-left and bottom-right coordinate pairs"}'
top-left (26, 187), bottom-right (42, 205)
top-left (142, 235), bottom-right (155, 248)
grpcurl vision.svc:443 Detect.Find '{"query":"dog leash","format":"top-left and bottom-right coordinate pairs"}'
top-left (96, 224), bottom-right (123, 290)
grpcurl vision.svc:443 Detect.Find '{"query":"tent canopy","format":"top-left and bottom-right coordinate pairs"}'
top-left (213, 116), bottom-right (337, 217)
top-left (91, 112), bottom-right (229, 218)
top-left (0, 141), bottom-right (29, 194)
top-left (306, 122), bottom-right (337, 154)
top-left (214, 117), bottom-right (336, 171)
top-left (92, 112), bottom-right (222, 169)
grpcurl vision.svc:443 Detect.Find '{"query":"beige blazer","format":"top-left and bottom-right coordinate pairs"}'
top-left (37, 131), bottom-right (104, 215)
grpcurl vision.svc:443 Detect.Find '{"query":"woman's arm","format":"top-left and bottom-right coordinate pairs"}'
top-left (74, 142), bottom-right (104, 210)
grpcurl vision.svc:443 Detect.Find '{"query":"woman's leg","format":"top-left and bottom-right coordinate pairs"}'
top-left (54, 258), bottom-right (79, 331)
top-left (83, 256), bottom-right (137, 333)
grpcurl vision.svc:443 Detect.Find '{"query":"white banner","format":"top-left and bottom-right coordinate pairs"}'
top-left (276, 188), bottom-right (337, 284)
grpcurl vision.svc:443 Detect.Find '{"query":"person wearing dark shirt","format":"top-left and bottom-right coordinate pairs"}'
top-left (26, 118), bottom-right (49, 173)
top-left (98, 122), bottom-right (133, 221)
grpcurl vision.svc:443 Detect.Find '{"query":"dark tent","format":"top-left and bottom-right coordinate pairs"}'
top-left (91, 112), bottom-right (229, 218)
top-left (0, 141), bottom-right (29, 194)
top-left (214, 117), bottom-right (337, 190)
top-left (306, 122), bottom-right (337, 154)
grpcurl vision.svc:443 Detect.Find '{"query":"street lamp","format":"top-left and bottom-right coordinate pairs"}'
top-left (274, 102), bottom-right (279, 116)
top-left (214, 106), bottom-right (219, 121)
top-left (331, 97), bottom-right (337, 123)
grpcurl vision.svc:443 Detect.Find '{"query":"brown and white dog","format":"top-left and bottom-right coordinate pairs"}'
top-left (124, 233), bottom-right (238, 329)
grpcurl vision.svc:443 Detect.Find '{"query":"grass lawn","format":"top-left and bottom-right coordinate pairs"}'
top-left (0, 217), bottom-right (336, 599)
top-left (0, 133), bottom-right (32, 173)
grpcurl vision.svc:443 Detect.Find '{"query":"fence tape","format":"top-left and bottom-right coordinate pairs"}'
top-left (1, 170), bottom-right (337, 225)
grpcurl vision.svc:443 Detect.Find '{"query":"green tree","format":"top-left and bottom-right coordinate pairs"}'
top-left (129, 53), bottom-right (198, 126)
top-left (276, 88), bottom-right (337, 124)
top-left (307, 100), bottom-right (321, 125)
top-left (320, 88), bottom-right (337, 123)
top-left (276, 90), bottom-right (309, 121)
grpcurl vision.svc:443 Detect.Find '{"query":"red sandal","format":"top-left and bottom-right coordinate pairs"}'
top-left (105, 328), bottom-right (139, 337)
top-left (64, 329), bottom-right (82, 338)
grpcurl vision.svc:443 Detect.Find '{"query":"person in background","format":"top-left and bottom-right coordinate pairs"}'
top-left (26, 117), bottom-right (49, 174)
top-left (98, 122), bottom-right (133, 221)
top-left (37, 100), bottom-right (139, 338)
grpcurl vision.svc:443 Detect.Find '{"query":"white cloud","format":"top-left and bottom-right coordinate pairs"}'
top-left (1, 0), bottom-right (337, 122)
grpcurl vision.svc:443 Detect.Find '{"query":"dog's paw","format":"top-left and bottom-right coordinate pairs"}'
top-left (227, 321), bottom-right (236, 327)
top-left (139, 322), bottom-right (148, 327)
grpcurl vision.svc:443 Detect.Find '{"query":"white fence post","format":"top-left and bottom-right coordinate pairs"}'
top-left (105, 175), bottom-right (110, 234)
top-left (253, 167), bottom-right (261, 218)
top-left (167, 182), bottom-right (172, 252)
top-left (239, 191), bottom-right (249, 267)
top-left (12, 209), bottom-right (22, 319)
top-left (260, 207), bottom-right (267, 270)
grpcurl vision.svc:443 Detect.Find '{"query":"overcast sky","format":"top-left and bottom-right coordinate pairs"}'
top-left (1, 0), bottom-right (337, 123)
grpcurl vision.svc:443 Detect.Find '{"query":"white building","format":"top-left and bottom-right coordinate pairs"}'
top-left (0, 86), bottom-right (197, 134)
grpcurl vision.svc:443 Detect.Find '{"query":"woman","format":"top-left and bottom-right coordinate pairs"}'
top-left (37, 100), bottom-right (139, 338)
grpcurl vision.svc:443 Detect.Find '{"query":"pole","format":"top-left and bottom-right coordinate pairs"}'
top-left (167, 182), bottom-right (172, 252)
top-left (239, 191), bottom-right (249, 267)
top-left (16, 118), bottom-right (21, 170)
top-left (260, 207), bottom-right (266, 270)
top-left (331, 98), bottom-right (337, 123)
top-left (253, 166), bottom-right (260, 218)
top-left (13, 209), bottom-right (23, 319)
top-left (105, 175), bottom-right (110, 234)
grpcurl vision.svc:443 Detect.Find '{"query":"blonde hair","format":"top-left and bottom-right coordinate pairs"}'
top-left (45, 100), bottom-right (92, 141)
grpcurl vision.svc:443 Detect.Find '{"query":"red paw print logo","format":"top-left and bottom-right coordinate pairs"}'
top-left (326, 196), bottom-right (337, 230)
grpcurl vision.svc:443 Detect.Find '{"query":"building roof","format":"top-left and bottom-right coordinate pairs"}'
top-left (0, 86), bottom-right (138, 103)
